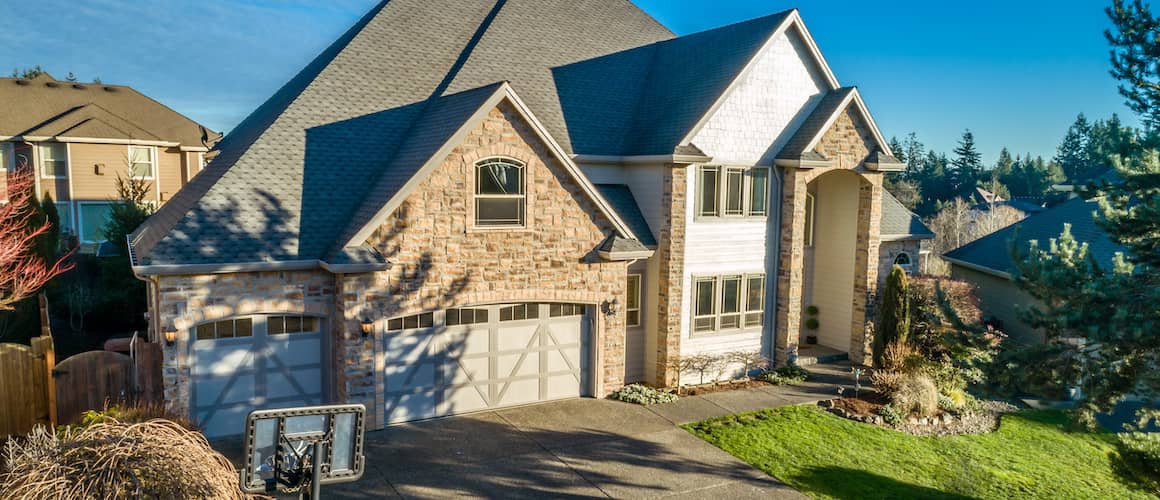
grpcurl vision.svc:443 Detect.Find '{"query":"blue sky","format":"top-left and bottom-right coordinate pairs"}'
top-left (2, 0), bottom-right (1134, 164)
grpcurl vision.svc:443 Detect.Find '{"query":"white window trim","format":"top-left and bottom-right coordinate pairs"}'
top-left (804, 193), bottom-right (816, 247)
top-left (0, 142), bottom-right (11, 172)
top-left (626, 274), bottom-right (642, 327)
top-left (695, 165), bottom-right (770, 220)
top-left (128, 145), bottom-right (157, 180)
top-left (691, 272), bottom-right (766, 336)
top-left (39, 142), bottom-right (69, 179)
top-left (76, 200), bottom-right (114, 244)
top-left (472, 157), bottom-right (527, 229)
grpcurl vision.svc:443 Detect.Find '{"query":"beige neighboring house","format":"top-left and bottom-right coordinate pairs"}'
top-left (129, 1), bottom-right (907, 437)
top-left (0, 73), bottom-right (220, 252)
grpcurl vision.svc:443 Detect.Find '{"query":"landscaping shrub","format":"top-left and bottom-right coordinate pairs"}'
top-left (891, 374), bottom-right (939, 417)
top-left (610, 384), bottom-right (678, 405)
top-left (906, 277), bottom-right (1004, 393)
top-left (938, 394), bottom-right (958, 413)
top-left (878, 404), bottom-right (903, 426)
top-left (760, 365), bottom-right (811, 385)
top-left (875, 265), bottom-right (910, 367)
top-left (76, 403), bottom-right (198, 432)
top-left (1, 420), bottom-right (250, 499)
top-left (1117, 432), bottom-right (1160, 493)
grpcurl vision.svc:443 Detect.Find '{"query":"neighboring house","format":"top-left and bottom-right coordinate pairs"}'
top-left (129, 1), bottom-right (904, 437)
top-left (943, 197), bottom-right (1124, 344)
top-left (974, 187), bottom-right (1045, 217)
top-left (878, 191), bottom-right (934, 277)
top-left (0, 73), bottom-right (220, 252)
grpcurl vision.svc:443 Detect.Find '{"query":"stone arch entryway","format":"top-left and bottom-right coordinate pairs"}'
top-left (776, 166), bottom-right (883, 366)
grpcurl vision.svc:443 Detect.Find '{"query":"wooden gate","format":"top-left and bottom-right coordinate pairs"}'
top-left (0, 337), bottom-right (54, 438)
top-left (53, 351), bottom-right (134, 425)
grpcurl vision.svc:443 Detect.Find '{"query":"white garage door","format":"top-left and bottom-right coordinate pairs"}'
top-left (381, 303), bottom-right (590, 424)
top-left (191, 315), bottom-right (324, 438)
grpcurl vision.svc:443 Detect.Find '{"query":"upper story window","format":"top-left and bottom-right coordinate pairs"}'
top-left (0, 143), bottom-right (9, 171)
top-left (697, 166), bottom-right (768, 218)
top-left (129, 146), bottom-right (155, 178)
top-left (474, 158), bottom-right (525, 227)
top-left (39, 142), bottom-right (67, 178)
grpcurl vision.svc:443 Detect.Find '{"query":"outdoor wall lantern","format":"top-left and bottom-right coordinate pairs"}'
top-left (603, 298), bottom-right (620, 317)
top-left (360, 318), bottom-right (375, 338)
top-left (163, 329), bottom-right (178, 347)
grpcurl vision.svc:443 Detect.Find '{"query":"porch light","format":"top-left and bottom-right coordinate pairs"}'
top-left (604, 298), bottom-right (620, 316)
top-left (163, 329), bottom-right (178, 347)
top-left (360, 318), bottom-right (375, 338)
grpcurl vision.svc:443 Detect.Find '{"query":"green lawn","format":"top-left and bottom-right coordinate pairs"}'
top-left (685, 406), bottom-right (1154, 500)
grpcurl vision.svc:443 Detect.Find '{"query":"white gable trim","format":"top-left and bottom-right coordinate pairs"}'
top-left (677, 10), bottom-right (841, 148)
top-left (343, 83), bottom-right (640, 248)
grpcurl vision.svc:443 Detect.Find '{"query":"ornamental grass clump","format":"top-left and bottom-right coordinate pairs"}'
top-left (891, 374), bottom-right (939, 418)
top-left (610, 384), bottom-right (678, 405)
top-left (0, 419), bottom-right (251, 499)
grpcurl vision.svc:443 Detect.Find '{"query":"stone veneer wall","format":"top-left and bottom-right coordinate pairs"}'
top-left (655, 166), bottom-right (686, 387)
top-left (156, 271), bottom-right (336, 417)
top-left (878, 240), bottom-right (923, 283)
top-left (776, 105), bottom-right (884, 366)
top-left (338, 102), bottom-right (629, 430)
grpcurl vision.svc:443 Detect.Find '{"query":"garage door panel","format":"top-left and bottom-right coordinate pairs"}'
top-left (496, 324), bottom-right (538, 350)
top-left (384, 332), bottom-right (434, 363)
top-left (266, 337), bottom-right (321, 366)
top-left (198, 405), bottom-right (250, 440)
top-left (445, 355), bottom-right (488, 386)
top-left (194, 375), bottom-right (256, 407)
top-left (447, 327), bottom-right (489, 355)
top-left (193, 346), bottom-right (255, 376)
top-left (497, 377), bottom-right (540, 406)
top-left (546, 373), bottom-right (582, 399)
top-left (497, 352), bottom-right (540, 378)
top-left (545, 348), bottom-right (579, 373)
top-left (547, 323), bottom-right (582, 344)
top-left (439, 382), bottom-right (489, 415)
top-left (386, 390), bottom-right (438, 423)
top-left (385, 362), bottom-right (438, 392)
top-left (266, 368), bottom-right (322, 400)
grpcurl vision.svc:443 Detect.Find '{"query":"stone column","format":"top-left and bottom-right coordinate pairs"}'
top-left (655, 166), bottom-right (686, 387)
top-left (849, 172), bottom-right (883, 365)
top-left (775, 167), bottom-right (809, 367)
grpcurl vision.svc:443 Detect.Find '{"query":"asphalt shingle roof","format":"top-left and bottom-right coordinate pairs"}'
top-left (943, 197), bottom-right (1126, 276)
top-left (0, 74), bottom-right (218, 147)
top-left (594, 184), bottom-right (657, 247)
top-left (880, 190), bottom-right (933, 240)
top-left (777, 87), bottom-right (856, 160)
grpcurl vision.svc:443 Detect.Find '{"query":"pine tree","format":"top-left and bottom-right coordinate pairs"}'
top-left (874, 265), bottom-right (911, 368)
top-left (1055, 113), bottom-right (1094, 180)
top-left (1107, 0), bottom-right (1160, 128)
top-left (889, 136), bottom-right (906, 164)
top-left (951, 130), bottom-right (983, 197)
top-left (903, 132), bottom-right (925, 179)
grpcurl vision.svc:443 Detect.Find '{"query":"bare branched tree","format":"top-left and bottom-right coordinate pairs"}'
top-left (0, 171), bottom-right (73, 310)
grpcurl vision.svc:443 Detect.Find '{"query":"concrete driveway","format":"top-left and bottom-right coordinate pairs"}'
top-left (313, 397), bottom-right (805, 499)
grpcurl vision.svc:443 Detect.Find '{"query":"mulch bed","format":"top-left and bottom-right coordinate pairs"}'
top-left (830, 390), bottom-right (889, 415)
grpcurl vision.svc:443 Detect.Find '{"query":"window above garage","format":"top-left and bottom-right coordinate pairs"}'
top-left (474, 158), bottom-right (526, 228)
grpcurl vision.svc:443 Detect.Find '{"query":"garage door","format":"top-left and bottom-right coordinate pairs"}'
top-left (381, 303), bottom-right (590, 424)
top-left (190, 315), bottom-right (324, 438)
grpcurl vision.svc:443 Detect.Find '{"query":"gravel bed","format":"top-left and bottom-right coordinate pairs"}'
top-left (896, 400), bottom-right (1020, 437)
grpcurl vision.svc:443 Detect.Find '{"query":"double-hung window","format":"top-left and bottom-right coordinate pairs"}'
top-left (474, 158), bottom-right (525, 227)
top-left (78, 202), bottom-right (114, 243)
top-left (626, 274), bottom-right (641, 327)
top-left (697, 166), bottom-right (769, 218)
top-left (692, 273), bottom-right (766, 334)
top-left (39, 142), bottom-right (67, 178)
top-left (0, 143), bottom-right (9, 171)
top-left (130, 146), bottom-right (155, 178)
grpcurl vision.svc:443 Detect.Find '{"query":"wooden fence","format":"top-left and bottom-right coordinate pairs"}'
top-left (0, 336), bottom-right (163, 437)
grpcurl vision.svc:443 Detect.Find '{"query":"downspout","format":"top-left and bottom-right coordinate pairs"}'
top-left (127, 235), bottom-right (162, 343)
top-left (764, 167), bottom-right (784, 365)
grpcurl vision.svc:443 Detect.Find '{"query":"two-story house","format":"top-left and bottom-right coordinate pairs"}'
top-left (129, 0), bottom-right (906, 438)
top-left (0, 73), bottom-right (220, 251)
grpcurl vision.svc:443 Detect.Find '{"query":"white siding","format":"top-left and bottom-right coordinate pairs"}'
top-left (689, 26), bottom-right (829, 166)
top-left (623, 165), bottom-right (664, 243)
top-left (576, 164), bottom-right (625, 184)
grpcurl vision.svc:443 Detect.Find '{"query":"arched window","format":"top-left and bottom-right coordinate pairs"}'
top-left (894, 252), bottom-right (913, 270)
top-left (474, 158), bottom-right (525, 227)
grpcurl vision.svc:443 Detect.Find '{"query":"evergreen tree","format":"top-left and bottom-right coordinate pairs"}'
top-left (1107, 0), bottom-right (1160, 128)
top-left (99, 175), bottom-right (154, 334)
top-left (889, 136), bottom-right (906, 164)
top-left (994, 147), bottom-right (1015, 179)
top-left (903, 132), bottom-right (926, 179)
top-left (951, 130), bottom-right (983, 196)
top-left (1091, 113), bottom-right (1139, 165)
top-left (1055, 113), bottom-right (1095, 180)
top-left (39, 193), bottom-right (60, 261)
top-left (874, 265), bottom-right (910, 367)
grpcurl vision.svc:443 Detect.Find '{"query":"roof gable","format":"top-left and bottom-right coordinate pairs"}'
top-left (338, 83), bottom-right (641, 252)
top-left (776, 87), bottom-right (902, 169)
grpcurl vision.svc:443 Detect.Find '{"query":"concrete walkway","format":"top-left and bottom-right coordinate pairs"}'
top-left (222, 363), bottom-right (854, 499)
